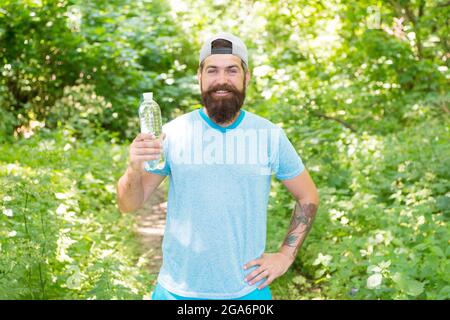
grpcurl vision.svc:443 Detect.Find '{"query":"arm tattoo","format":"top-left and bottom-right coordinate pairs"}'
top-left (282, 202), bottom-right (318, 257)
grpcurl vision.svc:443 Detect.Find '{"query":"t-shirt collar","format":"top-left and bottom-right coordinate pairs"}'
top-left (199, 108), bottom-right (246, 133)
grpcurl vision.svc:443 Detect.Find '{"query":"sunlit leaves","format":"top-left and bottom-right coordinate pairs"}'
top-left (267, 117), bottom-right (449, 299)
top-left (0, 129), bottom-right (152, 299)
top-left (391, 273), bottom-right (425, 297)
top-left (1, 0), bottom-right (448, 301)
top-left (367, 273), bottom-right (382, 289)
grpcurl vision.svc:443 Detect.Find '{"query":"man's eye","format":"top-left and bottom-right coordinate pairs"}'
top-left (207, 69), bottom-right (217, 74)
top-left (228, 69), bottom-right (238, 74)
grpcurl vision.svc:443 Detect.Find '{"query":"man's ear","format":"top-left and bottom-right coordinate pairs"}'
top-left (197, 69), bottom-right (202, 85)
top-left (245, 69), bottom-right (251, 88)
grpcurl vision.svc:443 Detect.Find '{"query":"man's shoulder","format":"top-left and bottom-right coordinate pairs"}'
top-left (163, 109), bottom-right (199, 130)
top-left (243, 110), bottom-right (281, 130)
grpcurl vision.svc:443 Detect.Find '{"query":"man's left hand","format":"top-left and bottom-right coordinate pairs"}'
top-left (243, 252), bottom-right (294, 290)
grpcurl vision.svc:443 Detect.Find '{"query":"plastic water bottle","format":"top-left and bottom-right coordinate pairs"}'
top-left (138, 92), bottom-right (165, 171)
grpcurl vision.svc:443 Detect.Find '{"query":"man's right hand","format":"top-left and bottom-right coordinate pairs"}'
top-left (128, 133), bottom-right (164, 172)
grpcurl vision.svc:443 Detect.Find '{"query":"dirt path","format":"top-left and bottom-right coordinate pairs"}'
top-left (135, 186), bottom-right (167, 284)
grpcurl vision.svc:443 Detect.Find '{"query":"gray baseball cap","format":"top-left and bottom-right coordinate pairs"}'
top-left (199, 32), bottom-right (248, 68)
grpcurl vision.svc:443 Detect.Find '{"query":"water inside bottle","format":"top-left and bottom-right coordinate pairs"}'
top-left (138, 92), bottom-right (165, 171)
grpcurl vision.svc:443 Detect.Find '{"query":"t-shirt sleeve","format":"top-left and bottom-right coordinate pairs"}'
top-left (145, 127), bottom-right (171, 176)
top-left (270, 127), bottom-right (305, 180)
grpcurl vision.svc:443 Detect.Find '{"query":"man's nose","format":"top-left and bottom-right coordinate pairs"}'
top-left (216, 70), bottom-right (228, 84)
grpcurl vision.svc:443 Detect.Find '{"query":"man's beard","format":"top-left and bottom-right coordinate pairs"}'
top-left (201, 82), bottom-right (246, 124)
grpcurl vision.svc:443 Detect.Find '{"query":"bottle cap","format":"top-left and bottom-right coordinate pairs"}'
top-left (143, 92), bottom-right (153, 100)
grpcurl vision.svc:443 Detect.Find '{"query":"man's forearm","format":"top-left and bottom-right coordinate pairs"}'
top-left (117, 167), bottom-right (144, 213)
top-left (279, 198), bottom-right (319, 260)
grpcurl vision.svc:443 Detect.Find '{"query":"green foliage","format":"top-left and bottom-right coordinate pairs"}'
top-left (0, 0), bottom-right (448, 300)
top-left (0, 0), bottom-right (196, 139)
top-left (0, 130), bottom-right (153, 299)
top-left (46, 84), bottom-right (111, 139)
top-left (267, 118), bottom-right (450, 300)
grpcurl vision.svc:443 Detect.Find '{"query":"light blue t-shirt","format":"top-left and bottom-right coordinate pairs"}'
top-left (148, 108), bottom-right (305, 299)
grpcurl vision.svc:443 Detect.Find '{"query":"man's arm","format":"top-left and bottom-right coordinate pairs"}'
top-left (279, 200), bottom-right (318, 260)
top-left (116, 133), bottom-right (166, 213)
top-left (117, 168), bottom-right (165, 213)
top-left (279, 169), bottom-right (320, 260)
top-left (244, 169), bottom-right (319, 289)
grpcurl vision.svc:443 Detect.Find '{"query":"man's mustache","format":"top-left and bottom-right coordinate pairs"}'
top-left (206, 84), bottom-right (240, 95)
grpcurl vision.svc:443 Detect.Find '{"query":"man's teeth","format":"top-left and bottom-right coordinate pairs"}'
top-left (215, 90), bottom-right (229, 93)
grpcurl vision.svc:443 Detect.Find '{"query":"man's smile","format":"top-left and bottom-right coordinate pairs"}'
top-left (212, 90), bottom-right (232, 96)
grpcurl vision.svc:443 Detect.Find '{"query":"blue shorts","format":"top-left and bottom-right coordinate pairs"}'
top-left (151, 282), bottom-right (273, 300)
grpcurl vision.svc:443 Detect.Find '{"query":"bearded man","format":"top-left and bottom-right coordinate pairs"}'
top-left (117, 32), bottom-right (320, 300)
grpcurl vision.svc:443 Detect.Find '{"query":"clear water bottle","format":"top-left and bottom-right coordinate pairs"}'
top-left (138, 92), bottom-right (165, 171)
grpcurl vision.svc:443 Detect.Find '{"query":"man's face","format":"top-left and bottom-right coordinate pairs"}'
top-left (198, 54), bottom-right (250, 124)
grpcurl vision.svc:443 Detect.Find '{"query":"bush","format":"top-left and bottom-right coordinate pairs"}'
top-left (267, 118), bottom-right (450, 300)
top-left (0, 130), bottom-right (153, 299)
top-left (46, 84), bottom-right (111, 140)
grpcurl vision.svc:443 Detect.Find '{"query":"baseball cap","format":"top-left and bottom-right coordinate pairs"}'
top-left (199, 32), bottom-right (248, 68)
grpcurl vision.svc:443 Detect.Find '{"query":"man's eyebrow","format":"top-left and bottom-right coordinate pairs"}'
top-left (205, 64), bottom-right (240, 69)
